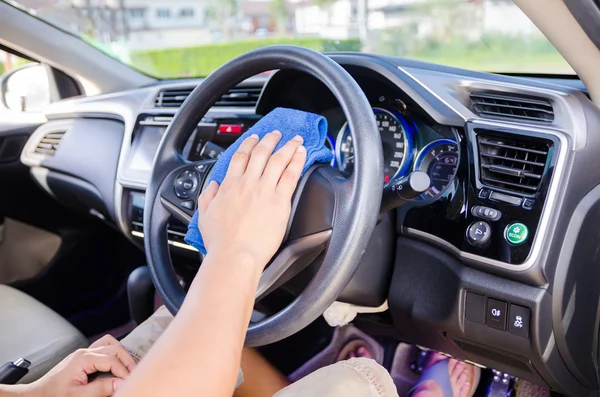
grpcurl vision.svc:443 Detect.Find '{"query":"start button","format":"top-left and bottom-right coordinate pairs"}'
top-left (505, 222), bottom-right (529, 245)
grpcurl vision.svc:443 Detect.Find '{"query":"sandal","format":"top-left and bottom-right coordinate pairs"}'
top-left (407, 356), bottom-right (480, 397)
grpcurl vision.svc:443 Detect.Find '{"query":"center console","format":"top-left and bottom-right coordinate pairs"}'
top-left (122, 113), bottom-right (260, 254)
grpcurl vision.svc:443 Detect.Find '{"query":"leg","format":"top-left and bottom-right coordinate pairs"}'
top-left (233, 348), bottom-right (290, 397)
top-left (275, 357), bottom-right (399, 397)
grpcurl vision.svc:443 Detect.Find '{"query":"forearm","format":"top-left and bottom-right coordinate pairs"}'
top-left (0, 384), bottom-right (38, 397)
top-left (116, 252), bottom-right (262, 397)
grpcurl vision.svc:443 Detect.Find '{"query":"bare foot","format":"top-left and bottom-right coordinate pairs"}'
top-left (337, 339), bottom-right (374, 361)
top-left (411, 353), bottom-right (474, 397)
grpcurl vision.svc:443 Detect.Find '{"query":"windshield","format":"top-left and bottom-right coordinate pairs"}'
top-left (11, 0), bottom-right (574, 78)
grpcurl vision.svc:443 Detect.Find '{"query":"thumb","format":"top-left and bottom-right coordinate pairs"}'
top-left (197, 180), bottom-right (219, 213)
top-left (79, 377), bottom-right (123, 397)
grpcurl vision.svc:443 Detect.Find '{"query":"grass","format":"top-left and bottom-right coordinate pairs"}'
top-left (130, 37), bottom-right (361, 78)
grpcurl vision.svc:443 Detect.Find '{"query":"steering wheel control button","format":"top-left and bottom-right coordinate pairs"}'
top-left (181, 200), bottom-right (195, 211)
top-left (505, 223), bottom-right (529, 245)
top-left (508, 304), bottom-right (530, 338)
top-left (471, 206), bottom-right (501, 221)
top-left (478, 188), bottom-right (490, 199)
top-left (486, 298), bottom-right (508, 331)
top-left (489, 191), bottom-right (522, 206)
top-left (467, 221), bottom-right (491, 247)
top-left (465, 292), bottom-right (485, 324)
top-left (174, 170), bottom-right (200, 199)
top-left (195, 164), bottom-right (208, 174)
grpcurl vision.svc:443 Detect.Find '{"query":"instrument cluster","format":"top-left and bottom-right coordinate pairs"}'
top-left (326, 106), bottom-right (459, 200)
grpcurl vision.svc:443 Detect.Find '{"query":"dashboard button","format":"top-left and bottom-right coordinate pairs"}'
top-left (472, 206), bottom-right (501, 221)
top-left (489, 191), bottom-right (522, 206)
top-left (465, 292), bottom-right (485, 324)
top-left (467, 221), bottom-right (491, 247)
top-left (486, 298), bottom-right (507, 331)
top-left (505, 223), bottom-right (529, 245)
top-left (508, 304), bottom-right (530, 338)
top-left (478, 189), bottom-right (490, 199)
top-left (522, 198), bottom-right (535, 210)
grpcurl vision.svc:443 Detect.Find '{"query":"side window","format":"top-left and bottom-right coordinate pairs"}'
top-left (0, 50), bottom-right (50, 114)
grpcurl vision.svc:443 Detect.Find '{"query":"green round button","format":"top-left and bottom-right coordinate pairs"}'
top-left (505, 222), bottom-right (529, 245)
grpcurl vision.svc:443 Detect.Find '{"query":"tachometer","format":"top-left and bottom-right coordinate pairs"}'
top-left (336, 108), bottom-right (413, 182)
top-left (414, 139), bottom-right (459, 199)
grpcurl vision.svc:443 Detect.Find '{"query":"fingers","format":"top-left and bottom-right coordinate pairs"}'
top-left (81, 352), bottom-right (130, 379)
top-left (79, 377), bottom-right (123, 397)
top-left (89, 343), bottom-right (137, 373)
top-left (226, 134), bottom-right (260, 177)
top-left (244, 131), bottom-right (282, 179)
top-left (89, 335), bottom-right (120, 349)
top-left (276, 145), bottom-right (307, 197)
top-left (261, 135), bottom-right (304, 186)
top-left (197, 180), bottom-right (219, 213)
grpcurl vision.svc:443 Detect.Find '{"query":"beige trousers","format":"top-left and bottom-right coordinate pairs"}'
top-left (120, 306), bottom-right (398, 397)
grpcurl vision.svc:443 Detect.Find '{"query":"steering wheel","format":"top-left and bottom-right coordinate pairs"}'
top-left (144, 46), bottom-right (383, 346)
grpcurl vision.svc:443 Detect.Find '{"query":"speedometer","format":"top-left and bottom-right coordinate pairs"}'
top-left (336, 108), bottom-right (413, 182)
top-left (415, 139), bottom-right (459, 199)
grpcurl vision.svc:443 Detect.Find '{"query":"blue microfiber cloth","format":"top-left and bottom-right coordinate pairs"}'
top-left (185, 107), bottom-right (333, 254)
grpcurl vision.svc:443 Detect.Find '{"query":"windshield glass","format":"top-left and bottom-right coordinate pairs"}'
top-left (11, 0), bottom-right (574, 78)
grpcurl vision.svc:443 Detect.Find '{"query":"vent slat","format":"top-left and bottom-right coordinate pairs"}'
top-left (470, 92), bottom-right (554, 123)
top-left (35, 131), bottom-right (65, 156)
top-left (481, 153), bottom-right (545, 166)
top-left (481, 176), bottom-right (539, 191)
top-left (476, 130), bottom-right (552, 195)
top-left (155, 85), bottom-right (263, 108)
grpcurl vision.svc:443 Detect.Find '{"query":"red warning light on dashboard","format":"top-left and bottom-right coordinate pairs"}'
top-left (218, 124), bottom-right (243, 134)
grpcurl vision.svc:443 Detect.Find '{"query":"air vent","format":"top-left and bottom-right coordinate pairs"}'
top-left (154, 88), bottom-right (194, 108)
top-left (154, 85), bottom-right (263, 108)
top-left (470, 92), bottom-right (554, 123)
top-left (213, 86), bottom-right (262, 107)
top-left (477, 130), bottom-right (552, 195)
top-left (34, 131), bottom-right (65, 156)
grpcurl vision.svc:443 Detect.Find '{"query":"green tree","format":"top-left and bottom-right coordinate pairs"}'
top-left (205, 0), bottom-right (239, 40)
top-left (270, 0), bottom-right (290, 34)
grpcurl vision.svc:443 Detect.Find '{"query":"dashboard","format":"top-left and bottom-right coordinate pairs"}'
top-left (18, 53), bottom-right (600, 396)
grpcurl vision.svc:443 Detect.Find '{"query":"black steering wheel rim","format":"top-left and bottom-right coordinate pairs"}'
top-left (144, 45), bottom-right (383, 346)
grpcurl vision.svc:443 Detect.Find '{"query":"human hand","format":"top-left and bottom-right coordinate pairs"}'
top-left (197, 131), bottom-right (307, 271)
top-left (27, 335), bottom-right (136, 397)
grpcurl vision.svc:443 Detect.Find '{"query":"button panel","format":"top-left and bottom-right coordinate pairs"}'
top-left (486, 298), bottom-right (507, 331)
top-left (174, 170), bottom-right (200, 199)
top-left (464, 292), bottom-right (531, 339)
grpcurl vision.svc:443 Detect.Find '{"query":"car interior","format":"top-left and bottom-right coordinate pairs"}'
top-left (3, 0), bottom-right (600, 395)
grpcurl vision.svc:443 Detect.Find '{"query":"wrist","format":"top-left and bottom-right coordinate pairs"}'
top-left (0, 383), bottom-right (42, 397)
top-left (204, 249), bottom-right (264, 276)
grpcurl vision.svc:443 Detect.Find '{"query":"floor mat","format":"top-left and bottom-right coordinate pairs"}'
top-left (288, 324), bottom-right (384, 382)
top-left (0, 217), bottom-right (61, 284)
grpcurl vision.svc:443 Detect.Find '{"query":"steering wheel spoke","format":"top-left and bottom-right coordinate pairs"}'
top-left (159, 160), bottom-right (216, 225)
top-left (256, 229), bottom-right (332, 301)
